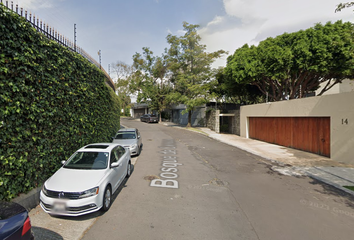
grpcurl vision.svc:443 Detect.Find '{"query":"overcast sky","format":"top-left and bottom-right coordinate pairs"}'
top-left (10, 0), bottom-right (354, 76)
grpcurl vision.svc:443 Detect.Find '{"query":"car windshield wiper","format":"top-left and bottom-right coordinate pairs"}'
top-left (63, 165), bottom-right (91, 169)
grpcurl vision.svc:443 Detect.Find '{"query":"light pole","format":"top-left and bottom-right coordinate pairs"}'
top-left (74, 23), bottom-right (76, 52)
top-left (98, 50), bottom-right (101, 69)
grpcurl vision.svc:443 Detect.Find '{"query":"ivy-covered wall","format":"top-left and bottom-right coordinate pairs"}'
top-left (0, 4), bottom-right (121, 201)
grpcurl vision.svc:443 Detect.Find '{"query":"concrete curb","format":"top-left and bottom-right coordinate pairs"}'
top-left (12, 186), bottom-right (41, 211)
top-left (313, 167), bottom-right (354, 185)
top-left (305, 172), bottom-right (354, 197)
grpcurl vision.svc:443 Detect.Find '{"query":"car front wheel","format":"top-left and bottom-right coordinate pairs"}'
top-left (126, 161), bottom-right (131, 178)
top-left (102, 186), bottom-right (112, 212)
top-left (136, 146), bottom-right (141, 156)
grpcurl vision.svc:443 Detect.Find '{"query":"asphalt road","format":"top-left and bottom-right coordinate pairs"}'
top-left (80, 118), bottom-right (354, 240)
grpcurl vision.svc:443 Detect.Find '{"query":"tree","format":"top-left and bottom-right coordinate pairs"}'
top-left (131, 47), bottom-right (171, 121)
top-left (207, 67), bottom-right (264, 105)
top-left (336, 2), bottom-right (354, 12)
top-left (165, 22), bottom-right (226, 127)
top-left (111, 61), bottom-right (134, 116)
top-left (225, 21), bottom-right (354, 102)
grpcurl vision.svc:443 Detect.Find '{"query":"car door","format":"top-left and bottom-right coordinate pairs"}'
top-left (110, 147), bottom-right (123, 193)
top-left (117, 146), bottom-right (130, 188)
top-left (136, 129), bottom-right (142, 149)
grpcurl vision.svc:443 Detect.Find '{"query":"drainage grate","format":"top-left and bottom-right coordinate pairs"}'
top-left (209, 178), bottom-right (228, 186)
top-left (144, 175), bottom-right (159, 181)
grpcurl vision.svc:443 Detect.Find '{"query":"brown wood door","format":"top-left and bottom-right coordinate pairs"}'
top-left (249, 117), bottom-right (330, 157)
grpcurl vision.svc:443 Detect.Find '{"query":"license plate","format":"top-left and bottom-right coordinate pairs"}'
top-left (53, 202), bottom-right (66, 212)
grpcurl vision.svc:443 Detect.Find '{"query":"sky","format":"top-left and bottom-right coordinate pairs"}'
top-left (7, 0), bottom-right (354, 78)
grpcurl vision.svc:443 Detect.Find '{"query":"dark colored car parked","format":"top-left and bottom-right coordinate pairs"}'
top-left (0, 201), bottom-right (34, 240)
top-left (140, 114), bottom-right (158, 123)
top-left (140, 114), bottom-right (147, 122)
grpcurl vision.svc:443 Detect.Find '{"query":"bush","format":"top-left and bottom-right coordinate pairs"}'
top-left (0, 5), bottom-right (120, 200)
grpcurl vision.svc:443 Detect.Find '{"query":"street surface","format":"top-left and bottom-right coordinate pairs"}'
top-left (80, 118), bottom-right (354, 240)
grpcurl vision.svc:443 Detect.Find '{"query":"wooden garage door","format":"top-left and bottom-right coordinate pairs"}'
top-left (249, 117), bottom-right (330, 157)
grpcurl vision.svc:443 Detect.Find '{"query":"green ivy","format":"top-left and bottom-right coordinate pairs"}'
top-left (0, 4), bottom-right (120, 201)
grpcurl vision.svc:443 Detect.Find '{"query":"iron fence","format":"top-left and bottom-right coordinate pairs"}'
top-left (1, 0), bottom-right (115, 90)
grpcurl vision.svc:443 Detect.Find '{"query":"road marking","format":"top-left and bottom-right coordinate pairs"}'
top-left (150, 140), bottom-right (181, 189)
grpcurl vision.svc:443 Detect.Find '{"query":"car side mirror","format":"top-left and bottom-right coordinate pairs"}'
top-left (138, 135), bottom-right (140, 139)
top-left (111, 162), bottom-right (119, 168)
top-left (61, 160), bottom-right (66, 165)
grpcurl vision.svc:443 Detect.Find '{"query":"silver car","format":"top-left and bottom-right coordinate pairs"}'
top-left (112, 128), bottom-right (142, 156)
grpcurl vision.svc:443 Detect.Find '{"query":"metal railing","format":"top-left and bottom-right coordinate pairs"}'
top-left (1, 0), bottom-right (115, 90)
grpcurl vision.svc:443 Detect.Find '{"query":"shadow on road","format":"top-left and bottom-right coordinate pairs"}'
top-left (32, 227), bottom-right (64, 240)
top-left (309, 178), bottom-right (354, 209)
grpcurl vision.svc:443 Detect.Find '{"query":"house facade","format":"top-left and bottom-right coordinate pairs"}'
top-left (130, 103), bottom-right (149, 119)
top-left (240, 91), bottom-right (354, 164)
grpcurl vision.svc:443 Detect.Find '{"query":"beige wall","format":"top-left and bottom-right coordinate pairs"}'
top-left (240, 91), bottom-right (354, 164)
top-left (316, 79), bottom-right (354, 96)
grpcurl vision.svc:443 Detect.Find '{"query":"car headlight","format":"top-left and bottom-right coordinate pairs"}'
top-left (79, 187), bottom-right (99, 199)
top-left (42, 184), bottom-right (48, 196)
top-left (130, 144), bottom-right (137, 149)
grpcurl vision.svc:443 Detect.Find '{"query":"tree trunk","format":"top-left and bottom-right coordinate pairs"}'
top-left (187, 110), bottom-right (192, 127)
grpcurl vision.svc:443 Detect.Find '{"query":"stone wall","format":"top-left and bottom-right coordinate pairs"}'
top-left (206, 109), bottom-right (216, 131)
top-left (228, 110), bottom-right (240, 136)
top-left (207, 109), bottom-right (240, 135)
top-left (215, 110), bottom-right (220, 133)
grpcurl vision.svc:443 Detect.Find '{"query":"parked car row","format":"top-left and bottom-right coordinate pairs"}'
top-left (1, 126), bottom-right (142, 239)
top-left (140, 114), bottom-right (158, 123)
top-left (39, 128), bottom-right (142, 217)
top-left (112, 128), bottom-right (143, 156)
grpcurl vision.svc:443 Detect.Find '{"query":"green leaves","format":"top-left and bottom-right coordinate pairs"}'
top-left (0, 4), bottom-right (121, 201)
top-left (130, 22), bottom-right (226, 126)
top-left (164, 22), bottom-right (226, 126)
top-left (132, 48), bottom-right (172, 118)
top-left (335, 2), bottom-right (354, 12)
top-left (225, 21), bottom-right (354, 101)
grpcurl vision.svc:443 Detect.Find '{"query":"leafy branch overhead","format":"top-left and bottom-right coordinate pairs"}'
top-left (224, 20), bottom-right (354, 102)
top-left (336, 2), bottom-right (354, 12)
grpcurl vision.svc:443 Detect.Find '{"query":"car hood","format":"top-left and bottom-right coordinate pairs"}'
top-left (45, 168), bottom-right (108, 192)
top-left (112, 139), bottom-right (136, 146)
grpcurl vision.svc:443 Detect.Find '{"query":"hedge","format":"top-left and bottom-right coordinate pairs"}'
top-left (0, 4), bottom-right (121, 201)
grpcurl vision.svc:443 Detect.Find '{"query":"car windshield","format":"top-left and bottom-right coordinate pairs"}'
top-left (64, 152), bottom-right (109, 170)
top-left (115, 132), bottom-right (136, 139)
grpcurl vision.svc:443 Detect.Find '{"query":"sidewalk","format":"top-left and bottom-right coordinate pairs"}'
top-left (162, 122), bottom-right (354, 197)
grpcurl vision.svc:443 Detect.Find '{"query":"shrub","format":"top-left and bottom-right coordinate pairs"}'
top-left (0, 5), bottom-right (120, 200)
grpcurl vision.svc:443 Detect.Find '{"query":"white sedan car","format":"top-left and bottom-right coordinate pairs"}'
top-left (40, 143), bottom-right (131, 216)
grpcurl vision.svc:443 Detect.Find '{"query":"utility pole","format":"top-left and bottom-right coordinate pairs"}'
top-left (108, 64), bottom-right (110, 76)
top-left (74, 23), bottom-right (76, 52)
